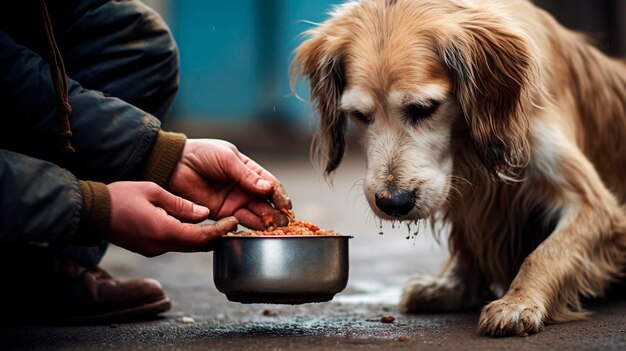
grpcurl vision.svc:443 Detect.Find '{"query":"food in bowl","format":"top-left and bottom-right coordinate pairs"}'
top-left (226, 210), bottom-right (339, 236)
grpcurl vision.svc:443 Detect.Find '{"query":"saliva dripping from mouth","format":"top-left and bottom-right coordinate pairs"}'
top-left (377, 218), bottom-right (423, 242)
top-left (405, 220), bottom-right (422, 240)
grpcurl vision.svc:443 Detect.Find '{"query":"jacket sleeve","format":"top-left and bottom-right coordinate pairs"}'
top-left (0, 149), bottom-right (111, 247)
top-left (0, 30), bottom-right (170, 184)
top-left (0, 30), bottom-right (187, 246)
top-left (0, 132), bottom-right (185, 247)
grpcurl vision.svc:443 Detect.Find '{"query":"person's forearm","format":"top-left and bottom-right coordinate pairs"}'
top-left (0, 31), bottom-right (165, 183)
top-left (0, 149), bottom-right (120, 247)
top-left (0, 150), bottom-right (82, 246)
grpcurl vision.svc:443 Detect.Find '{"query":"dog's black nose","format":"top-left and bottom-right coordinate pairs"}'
top-left (375, 189), bottom-right (416, 217)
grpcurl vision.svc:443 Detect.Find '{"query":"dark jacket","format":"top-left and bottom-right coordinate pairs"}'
top-left (0, 0), bottom-right (185, 247)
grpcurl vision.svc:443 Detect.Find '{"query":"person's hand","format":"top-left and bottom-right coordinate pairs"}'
top-left (167, 139), bottom-right (292, 230)
top-left (105, 181), bottom-right (239, 257)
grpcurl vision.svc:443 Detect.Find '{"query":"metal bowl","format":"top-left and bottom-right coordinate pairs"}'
top-left (213, 235), bottom-right (351, 304)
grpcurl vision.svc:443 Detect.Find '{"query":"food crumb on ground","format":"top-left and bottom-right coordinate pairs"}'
top-left (380, 315), bottom-right (395, 323)
top-left (398, 335), bottom-right (408, 342)
top-left (262, 309), bottom-right (278, 317)
top-left (179, 316), bottom-right (195, 324)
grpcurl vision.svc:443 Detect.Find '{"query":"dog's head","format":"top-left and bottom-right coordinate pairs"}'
top-left (292, 0), bottom-right (537, 220)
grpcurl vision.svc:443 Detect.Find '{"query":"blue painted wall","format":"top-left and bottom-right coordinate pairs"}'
top-left (162, 0), bottom-right (625, 125)
top-left (167, 1), bottom-right (345, 123)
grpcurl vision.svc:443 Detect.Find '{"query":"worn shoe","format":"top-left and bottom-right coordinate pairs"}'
top-left (3, 257), bottom-right (171, 324)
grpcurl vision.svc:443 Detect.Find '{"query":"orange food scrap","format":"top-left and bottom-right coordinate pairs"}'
top-left (228, 210), bottom-right (337, 236)
top-left (380, 315), bottom-right (395, 323)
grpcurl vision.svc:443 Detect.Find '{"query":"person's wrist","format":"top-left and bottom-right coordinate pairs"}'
top-left (141, 130), bottom-right (187, 187)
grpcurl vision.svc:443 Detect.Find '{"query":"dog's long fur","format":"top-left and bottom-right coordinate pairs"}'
top-left (292, 0), bottom-right (626, 337)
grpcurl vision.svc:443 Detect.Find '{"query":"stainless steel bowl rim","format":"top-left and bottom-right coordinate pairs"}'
top-left (219, 235), bottom-right (353, 239)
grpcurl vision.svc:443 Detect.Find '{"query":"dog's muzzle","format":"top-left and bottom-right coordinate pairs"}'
top-left (374, 188), bottom-right (416, 217)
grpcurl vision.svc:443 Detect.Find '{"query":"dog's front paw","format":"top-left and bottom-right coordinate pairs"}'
top-left (399, 274), bottom-right (465, 313)
top-left (477, 297), bottom-right (546, 337)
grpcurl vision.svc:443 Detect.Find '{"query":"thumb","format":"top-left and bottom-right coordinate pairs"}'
top-left (226, 158), bottom-right (274, 195)
top-left (169, 216), bottom-right (240, 252)
top-left (151, 186), bottom-right (210, 223)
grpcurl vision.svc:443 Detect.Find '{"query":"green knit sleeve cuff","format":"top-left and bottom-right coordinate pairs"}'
top-left (74, 180), bottom-right (111, 246)
top-left (141, 130), bottom-right (187, 187)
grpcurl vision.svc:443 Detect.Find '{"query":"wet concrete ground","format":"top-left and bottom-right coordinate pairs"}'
top-left (2, 156), bottom-right (626, 350)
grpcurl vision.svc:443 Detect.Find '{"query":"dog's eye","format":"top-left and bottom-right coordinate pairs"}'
top-left (349, 110), bottom-right (373, 125)
top-left (403, 101), bottom-right (441, 126)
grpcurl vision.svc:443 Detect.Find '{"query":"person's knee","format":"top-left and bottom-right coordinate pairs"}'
top-left (65, 0), bottom-right (180, 121)
top-left (121, 1), bottom-right (180, 120)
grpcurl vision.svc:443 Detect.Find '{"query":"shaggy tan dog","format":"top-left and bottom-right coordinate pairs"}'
top-left (292, 0), bottom-right (626, 337)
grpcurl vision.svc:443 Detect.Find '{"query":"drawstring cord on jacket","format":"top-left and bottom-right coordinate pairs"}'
top-left (39, 0), bottom-right (75, 153)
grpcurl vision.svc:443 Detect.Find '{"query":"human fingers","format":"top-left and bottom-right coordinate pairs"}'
top-left (245, 199), bottom-right (290, 228)
top-left (238, 153), bottom-right (280, 183)
top-left (246, 198), bottom-right (277, 218)
top-left (148, 183), bottom-right (210, 223)
top-left (212, 188), bottom-right (287, 229)
top-left (237, 155), bottom-right (292, 211)
top-left (163, 216), bottom-right (239, 252)
top-left (232, 207), bottom-right (265, 230)
top-left (270, 182), bottom-right (292, 211)
top-left (222, 154), bottom-right (275, 196)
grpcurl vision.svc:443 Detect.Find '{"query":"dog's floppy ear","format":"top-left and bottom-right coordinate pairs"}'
top-left (291, 31), bottom-right (347, 177)
top-left (439, 12), bottom-right (535, 177)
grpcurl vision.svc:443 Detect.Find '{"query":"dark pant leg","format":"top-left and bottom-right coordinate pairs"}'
top-left (61, 241), bottom-right (108, 268)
